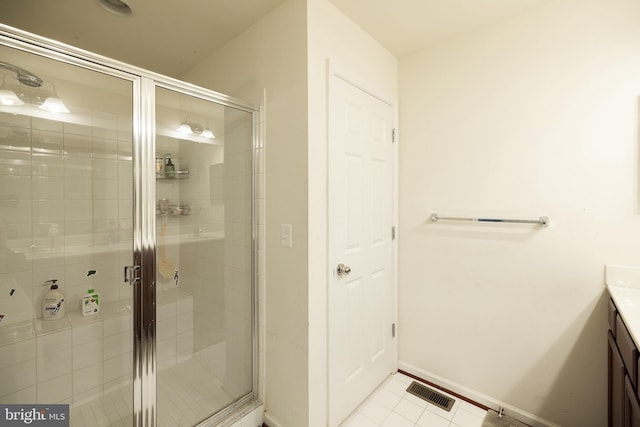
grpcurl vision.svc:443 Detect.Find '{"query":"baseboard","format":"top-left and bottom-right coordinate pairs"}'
top-left (263, 413), bottom-right (284, 427)
top-left (398, 361), bottom-right (561, 427)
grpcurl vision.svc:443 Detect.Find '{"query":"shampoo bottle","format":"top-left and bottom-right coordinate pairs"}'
top-left (82, 289), bottom-right (100, 316)
top-left (42, 280), bottom-right (65, 321)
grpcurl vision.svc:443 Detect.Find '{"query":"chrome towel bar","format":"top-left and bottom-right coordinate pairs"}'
top-left (430, 213), bottom-right (549, 227)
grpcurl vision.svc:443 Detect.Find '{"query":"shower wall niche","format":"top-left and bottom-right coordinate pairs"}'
top-left (0, 27), bottom-right (257, 427)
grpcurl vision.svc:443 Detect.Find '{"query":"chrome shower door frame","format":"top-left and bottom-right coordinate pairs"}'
top-left (0, 24), bottom-right (260, 427)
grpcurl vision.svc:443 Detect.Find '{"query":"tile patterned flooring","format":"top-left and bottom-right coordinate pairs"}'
top-left (69, 358), bottom-right (235, 427)
top-left (341, 373), bottom-right (487, 427)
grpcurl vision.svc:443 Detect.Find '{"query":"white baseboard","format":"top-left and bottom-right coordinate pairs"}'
top-left (263, 412), bottom-right (284, 427)
top-left (398, 361), bottom-right (561, 427)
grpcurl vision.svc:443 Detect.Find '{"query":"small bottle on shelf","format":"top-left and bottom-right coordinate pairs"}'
top-left (164, 154), bottom-right (176, 178)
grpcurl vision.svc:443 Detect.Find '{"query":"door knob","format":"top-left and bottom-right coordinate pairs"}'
top-left (336, 263), bottom-right (351, 277)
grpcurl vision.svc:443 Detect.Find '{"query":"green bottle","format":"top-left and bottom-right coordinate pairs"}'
top-left (164, 154), bottom-right (175, 178)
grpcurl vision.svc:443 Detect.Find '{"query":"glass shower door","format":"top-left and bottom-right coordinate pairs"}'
top-left (154, 86), bottom-right (255, 426)
top-left (0, 42), bottom-right (136, 425)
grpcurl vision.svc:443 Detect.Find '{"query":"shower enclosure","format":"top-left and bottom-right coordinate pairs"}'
top-left (0, 26), bottom-right (257, 426)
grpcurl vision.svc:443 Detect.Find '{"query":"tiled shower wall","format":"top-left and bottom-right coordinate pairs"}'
top-left (0, 110), bottom-right (138, 405)
top-left (0, 111), bottom-right (134, 325)
top-left (0, 110), bottom-right (197, 407)
top-left (0, 105), bottom-right (257, 415)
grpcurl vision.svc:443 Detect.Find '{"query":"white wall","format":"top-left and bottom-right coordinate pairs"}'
top-left (306, 1), bottom-right (397, 425)
top-left (182, 1), bottom-right (309, 426)
top-left (398, 0), bottom-right (640, 425)
top-left (185, 1), bottom-right (398, 425)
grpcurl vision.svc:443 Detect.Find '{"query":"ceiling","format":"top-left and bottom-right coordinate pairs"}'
top-left (0, 0), bottom-right (551, 78)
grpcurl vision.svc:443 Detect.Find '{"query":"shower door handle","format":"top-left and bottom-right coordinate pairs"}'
top-left (124, 265), bottom-right (140, 285)
top-left (336, 263), bottom-right (351, 277)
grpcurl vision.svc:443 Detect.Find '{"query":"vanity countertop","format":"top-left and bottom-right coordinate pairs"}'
top-left (606, 264), bottom-right (640, 348)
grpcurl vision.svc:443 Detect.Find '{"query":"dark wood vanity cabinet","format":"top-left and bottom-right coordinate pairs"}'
top-left (609, 298), bottom-right (640, 427)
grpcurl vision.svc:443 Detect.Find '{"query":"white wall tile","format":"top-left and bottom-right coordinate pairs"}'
top-left (0, 147), bottom-right (31, 176)
top-left (64, 177), bottom-right (93, 200)
top-left (157, 301), bottom-right (176, 322)
top-left (157, 336), bottom-right (176, 364)
top-left (0, 339), bottom-right (36, 369)
top-left (32, 200), bottom-right (65, 223)
top-left (176, 332), bottom-right (193, 363)
top-left (33, 118), bottom-right (62, 133)
top-left (72, 385), bottom-right (102, 406)
top-left (72, 363), bottom-right (103, 395)
top-left (33, 152), bottom-right (64, 177)
top-left (104, 352), bottom-right (131, 383)
top-left (63, 156), bottom-right (92, 178)
top-left (32, 176), bottom-right (63, 200)
top-left (64, 123), bottom-right (91, 137)
top-left (157, 318), bottom-right (177, 342)
top-left (103, 331), bottom-right (130, 360)
top-left (73, 340), bottom-right (103, 370)
top-left (37, 348), bottom-right (72, 382)
top-left (0, 385), bottom-right (36, 404)
top-left (93, 179), bottom-right (118, 200)
top-left (37, 372), bottom-right (72, 404)
top-left (32, 130), bottom-right (63, 154)
top-left (103, 314), bottom-right (131, 337)
top-left (72, 321), bottom-right (103, 346)
top-left (64, 133), bottom-right (92, 157)
top-left (92, 137), bottom-right (118, 159)
top-left (0, 359), bottom-right (36, 397)
top-left (176, 297), bottom-right (193, 315)
top-left (65, 200), bottom-right (93, 222)
top-left (91, 158), bottom-right (118, 180)
top-left (37, 330), bottom-right (71, 357)
top-left (177, 312), bottom-right (193, 334)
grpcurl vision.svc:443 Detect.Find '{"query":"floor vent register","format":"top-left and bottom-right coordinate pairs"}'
top-left (406, 381), bottom-right (456, 412)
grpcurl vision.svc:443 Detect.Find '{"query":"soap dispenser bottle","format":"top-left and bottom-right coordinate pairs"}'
top-left (42, 280), bottom-right (65, 321)
top-left (164, 154), bottom-right (176, 178)
top-left (82, 289), bottom-right (100, 316)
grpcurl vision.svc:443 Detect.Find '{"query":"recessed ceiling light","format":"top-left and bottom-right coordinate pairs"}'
top-left (97, 0), bottom-right (133, 16)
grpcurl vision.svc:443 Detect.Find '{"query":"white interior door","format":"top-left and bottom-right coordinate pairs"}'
top-left (328, 72), bottom-right (396, 426)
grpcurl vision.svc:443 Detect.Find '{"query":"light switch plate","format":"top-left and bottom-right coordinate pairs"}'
top-left (280, 224), bottom-right (292, 247)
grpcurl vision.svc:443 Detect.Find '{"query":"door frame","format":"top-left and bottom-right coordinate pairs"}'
top-left (326, 59), bottom-right (399, 426)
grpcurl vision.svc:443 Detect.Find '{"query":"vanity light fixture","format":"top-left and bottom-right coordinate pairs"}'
top-left (176, 121), bottom-right (194, 135)
top-left (0, 74), bottom-right (69, 113)
top-left (175, 118), bottom-right (215, 140)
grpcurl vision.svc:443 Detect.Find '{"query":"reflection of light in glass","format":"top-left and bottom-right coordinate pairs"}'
top-left (0, 78), bottom-right (69, 113)
top-left (175, 118), bottom-right (216, 140)
top-left (0, 89), bottom-right (24, 105)
top-left (201, 128), bottom-right (215, 139)
top-left (39, 96), bottom-right (69, 114)
top-left (176, 122), bottom-right (193, 135)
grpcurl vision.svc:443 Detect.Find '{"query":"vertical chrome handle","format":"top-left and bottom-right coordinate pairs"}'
top-left (124, 265), bottom-right (140, 285)
top-left (336, 263), bottom-right (351, 277)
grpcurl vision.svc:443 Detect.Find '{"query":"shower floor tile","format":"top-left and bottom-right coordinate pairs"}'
top-left (69, 358), bottom-right (235, 427)
top-left (340, 373), bottom-right (487, 427)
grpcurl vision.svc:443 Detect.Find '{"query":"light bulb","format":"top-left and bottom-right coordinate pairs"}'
top-left (39, 97), bottom-right (69, 113)
top-left (176, 122), bottom-right (193, 135)
top-left (0, 89), bottom-right (24, 106)
top-left (201, 128), bottom-right (215, 139)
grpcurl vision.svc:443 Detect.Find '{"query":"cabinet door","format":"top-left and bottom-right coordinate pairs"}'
top-left (625, 375), bottom-right (640, 427)
top-left (611, 332), bottom-right (626, 427)
top-left (610, 299), bottom-right (618, 337)
top-left (617, 315), bottom-right (639, 389)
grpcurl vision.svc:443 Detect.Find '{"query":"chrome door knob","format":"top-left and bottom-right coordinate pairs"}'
top-left (336, 263), bottom-right (351, 277)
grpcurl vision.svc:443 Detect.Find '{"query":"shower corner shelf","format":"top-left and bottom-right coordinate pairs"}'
top-left (156, 170), bottom-right (190, 180)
